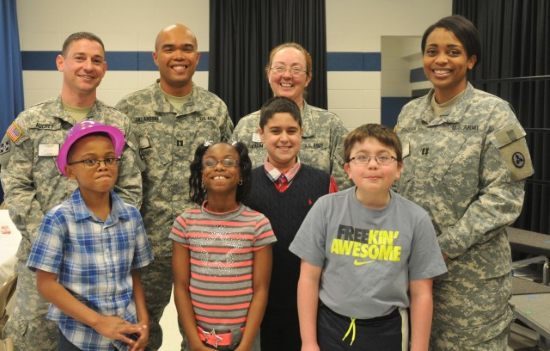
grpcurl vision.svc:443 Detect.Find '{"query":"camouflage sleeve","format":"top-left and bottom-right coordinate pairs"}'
top-left (219, 104), bottom-right (234, 142)
top-left (329, 117), bottom-right (353, 190)
top-left (438, 108), bottom-right (533, 258)
top-left (0, 134), bottom-right (46, 249)
top-left (115, 120), bottom-right (144, 209)
top-left (231, 116), bottom-right (250, 143)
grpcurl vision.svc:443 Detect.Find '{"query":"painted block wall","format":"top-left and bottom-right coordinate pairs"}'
top-left (16, 0), bottom-right (451, 130)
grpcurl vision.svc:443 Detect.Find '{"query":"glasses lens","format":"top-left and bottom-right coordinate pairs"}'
top-left (104, 158), bottom-right (120, 167)
top-left (83, 159), bottom-right (97, 167)
top-left (272, 66), bottom-right (284, 75)
top-left (203, 158), bottom-right (217, 167)
top-left (222, 159), bottom-right (238, 167)
top-left (377, 155), bottom-right (392, 164)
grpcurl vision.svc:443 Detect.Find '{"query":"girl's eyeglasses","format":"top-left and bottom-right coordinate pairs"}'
top-left (202, 158), bottom-right (240, 168)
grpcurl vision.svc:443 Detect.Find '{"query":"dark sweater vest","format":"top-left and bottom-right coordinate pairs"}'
top-left (244, 164), bottom-right (331, 317)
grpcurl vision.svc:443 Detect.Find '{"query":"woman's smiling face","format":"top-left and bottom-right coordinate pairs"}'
top-left (267, 47), bottom-right (312, 107)
top-left (423, 27), bottom-right (477, 103)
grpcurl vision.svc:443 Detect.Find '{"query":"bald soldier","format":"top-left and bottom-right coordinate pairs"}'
top-left (116, 24), bottom-right (233, 350)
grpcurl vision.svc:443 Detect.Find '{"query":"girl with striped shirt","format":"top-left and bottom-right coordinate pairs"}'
top-left (170, 141), bottom-right (277, 350)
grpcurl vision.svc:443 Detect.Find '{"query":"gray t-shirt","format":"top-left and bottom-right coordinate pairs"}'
top-left (289, 187), bottom-right (447, 319)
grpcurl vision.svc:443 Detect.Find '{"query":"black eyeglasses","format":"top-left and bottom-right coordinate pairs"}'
top-left (202, 158), bottom-right (240, 168)
top-left (68, 157), bottom-right (122, 168)
top-left (349, 154), bottom-right (396, 165)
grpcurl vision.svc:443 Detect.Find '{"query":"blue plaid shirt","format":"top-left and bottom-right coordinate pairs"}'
top-left (27, 189), bottom-right (154, 351)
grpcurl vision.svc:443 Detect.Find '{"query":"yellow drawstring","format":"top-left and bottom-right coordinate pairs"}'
top-left (342, 317), bottom-right (356, 345)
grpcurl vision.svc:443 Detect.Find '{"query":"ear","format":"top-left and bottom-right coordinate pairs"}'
top-left (258, 126), bottom-right (264, 142)
top-left (344, 162), bottom-right (353, 180)
top-left (65, 165), bottom-right (77, 180)
top-left (467, 55), bottom-right (477, 70)
top-left (152, 51), bottom-right (159, 67)
top-left (56, 55), bottom-right (65, 72)
top-left (394, 161), bottom-right (403, 180)
top-left (304, 73), bottom-right (313, 88)
top-left (195, 51), bottom-right (201, 64)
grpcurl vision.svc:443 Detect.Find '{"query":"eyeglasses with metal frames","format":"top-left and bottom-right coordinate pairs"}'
top-left (202, 158), bottom-right (240, 168)
top-left (68, 157), bottom-right (122, 168)
top-left (270, 65), bottom-right (307, 77)
top-left (348, 154), bottom-right (396, 165)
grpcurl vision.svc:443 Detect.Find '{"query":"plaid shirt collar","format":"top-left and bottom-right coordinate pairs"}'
top-left (263, 157), bottom-right (302, 184)
top-left (70, 188), bottom-right (130, 224)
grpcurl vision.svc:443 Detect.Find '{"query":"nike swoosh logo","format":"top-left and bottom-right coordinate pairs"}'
top-left (354, 259), bottom-right (373, 266)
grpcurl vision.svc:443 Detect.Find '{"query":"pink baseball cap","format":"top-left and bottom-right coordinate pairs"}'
top-left (57, 120), bottom-right (125, 177)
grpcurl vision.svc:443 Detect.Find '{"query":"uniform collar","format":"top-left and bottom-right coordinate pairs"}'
top-left (300, 100), bottom-right (316, 138)
top-left (151, 80), bottom-right (207, 117)
top-left (46, 96), bottom-right (104, 125)
top-left (421, 82), bottom-right (475, 126)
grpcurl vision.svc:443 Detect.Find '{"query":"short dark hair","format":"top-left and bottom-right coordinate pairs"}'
top-left (259, 96), bottom-right (302, 130)
top-left (344, 124), bottom-right (402, 163)
top-left (62, 32), bottom-right (105, 57)
top-left (189, 142), bottom-right (253, 204)
top-left (421, 15), bottom-right (481, 67)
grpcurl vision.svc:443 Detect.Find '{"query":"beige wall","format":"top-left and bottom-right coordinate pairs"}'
top-left (17, 0), bottom-right (451, 129)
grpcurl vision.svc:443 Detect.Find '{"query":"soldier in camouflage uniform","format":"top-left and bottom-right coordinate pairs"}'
top-left (232, 42), bottom-right (352, 190)
top-left (0, 32), bottom-right (143, 351)
top-left (395, 16), bottom-right (534, 350)
top-left (116, 24), bottom-right (233, 351)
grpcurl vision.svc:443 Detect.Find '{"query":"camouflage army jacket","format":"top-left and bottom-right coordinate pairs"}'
top-left (116, 82), bottom-right (233, 258)
top-left (395, 83), bottom-right (534, 280)
top-left (0, 96), bottom-right (143, 260)
top-left (231, 100), bottom-right (352, 190)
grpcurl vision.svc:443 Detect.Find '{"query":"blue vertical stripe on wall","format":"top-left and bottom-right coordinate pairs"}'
top-left (381, 97), bottom-right (412, 128)
top-left (410, 67), bottom-right (427, 82)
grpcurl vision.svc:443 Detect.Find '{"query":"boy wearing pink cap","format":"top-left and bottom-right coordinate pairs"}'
top-left (27, 121), bottom-right (153, 351)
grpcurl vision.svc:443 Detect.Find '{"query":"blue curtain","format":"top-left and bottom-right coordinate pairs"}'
top-left (0, 0), bottom-right (24, 202)
top-left (0, 0), bottom-right (24, 136)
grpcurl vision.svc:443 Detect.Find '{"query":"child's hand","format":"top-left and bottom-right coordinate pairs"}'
top-left (92, 315), bottom-right (144, 347)
top-left (129, 323), bottom-right (149, 351)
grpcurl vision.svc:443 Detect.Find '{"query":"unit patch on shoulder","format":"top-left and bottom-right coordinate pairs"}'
top-left (7, 122), bottom-right (22, 143)
top-left (0, 140), bottom-right (11, 155)
top-left (491, 125), bottom-right (534, 181)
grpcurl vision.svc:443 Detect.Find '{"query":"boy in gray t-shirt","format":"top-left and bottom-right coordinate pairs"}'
top-left (289, 124), bottom-right (447, 351)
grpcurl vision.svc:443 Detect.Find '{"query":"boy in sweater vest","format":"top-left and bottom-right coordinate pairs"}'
top-left (244, 96), bottom-right (337, 351)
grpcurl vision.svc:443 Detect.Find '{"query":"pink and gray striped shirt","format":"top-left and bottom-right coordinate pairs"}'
top-left (170, 202), bottom-right (276, 331)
